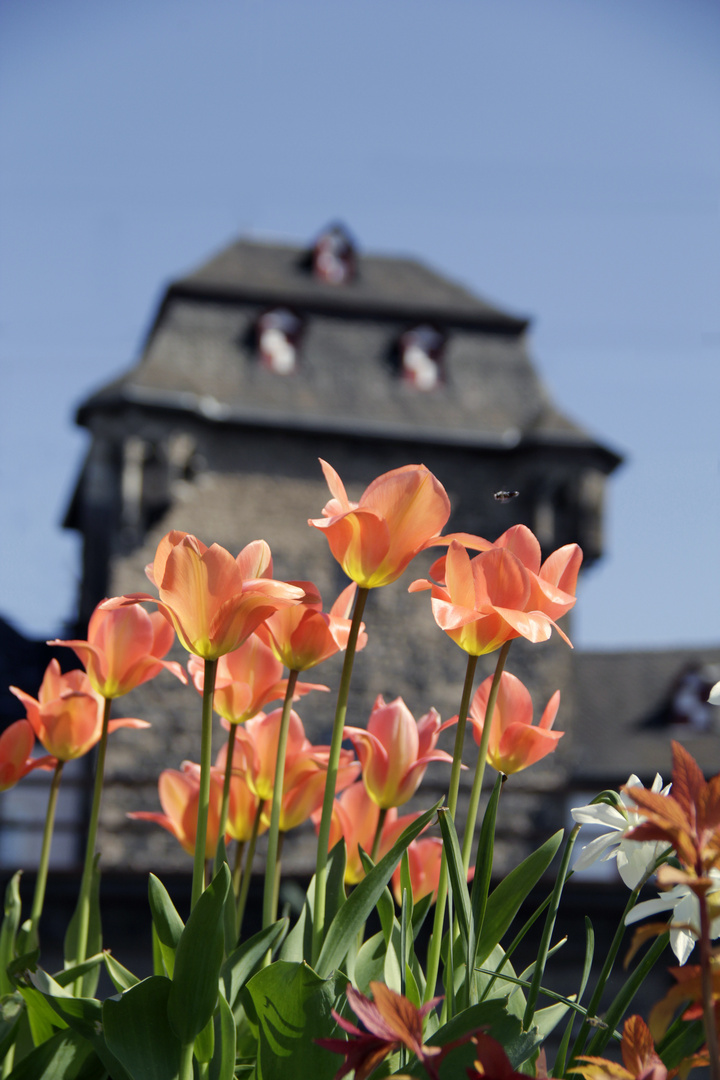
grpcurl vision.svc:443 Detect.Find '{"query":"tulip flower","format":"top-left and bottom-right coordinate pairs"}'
top-left (10, 660), bottom-right (149, 761)
top-left (50, 602), bottom-right (187, 699)
top-left (461, 671), bottom-right (564, 776)
top-left (345, 695), bottom-right (452, 810)
top-left (212, 741), bottom-right (267, 843)
top-left (103, 532), bottom-right (304, 660)
top-left (187, 634), bottom-right (326, 725)
top-left (258, 581), bottom-right (368, 671)
top-left (315, 780), bottom-right (421, 885)
top-left (232, 708), bottom-right (359, 832)
top-left (409, 538), bottom-right (576, 656)
top-left (391, 837), bottom-right (445, 904)
top-left (0, 719), bottom-right (55, 791)
top-left (308, 460), bottom-right (451, 589)
top-left (129, 762), bottom-right (225, 859)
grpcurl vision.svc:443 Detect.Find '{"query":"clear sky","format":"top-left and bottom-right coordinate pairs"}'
top-left (1, 0), bottom-right (718, 649)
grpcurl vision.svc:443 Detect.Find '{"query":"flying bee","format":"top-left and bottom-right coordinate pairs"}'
top-left (493, 490), bottom-right (519, 503)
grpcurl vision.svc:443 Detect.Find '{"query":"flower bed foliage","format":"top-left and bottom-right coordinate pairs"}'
top-left (1, 460), bottom-right (719, 1080)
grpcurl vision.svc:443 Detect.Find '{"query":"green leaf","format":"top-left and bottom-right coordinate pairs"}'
top-left (316, 800), bottom-right (441, 979)
top-left (399, 998), bottom-right (524, 1079)
top-left (167, 864), bottom-right (230, 1043)
top-left (209, 989), bottom-right (237, 1080)
top-left (222, 918), bottom-right (288, 1012)
top-left (3, 1027), bottom-right (103, 1080)
top-left (470, 772), bottom-right (502, 949)
top-left (279, 877), bottom-right (315, 964)
top-left (325, 839), bottom-right (347, 928)
top-left (194, 1014), bottom-right (215, 1063)
top-left (103, 975), bottom-right (182, 1080)
top-left (102, 950), bottom-right (140, 992)
top-left (63, 855), bottom-right (102, 997)
top-left (18, 985), bottom-right (64, 1046)
top-left (358, 848), bottom-right (394, 945)
top-left (0, 872), bottom-right (23, 996)
top-left (148, 874), bottom-right (185, 978)
top-left (437, 808), bottom-right (473, 960)
top-left (411, 893), bottom-right (433, 940)
top-left (477, 829), bottom-right (563, 966)
top-left (354, 930), bottom-right (386, 993)
top-left (243, 960), bottom-right (346, 1080)
top-left (52, 954), bottom-right (104, 989)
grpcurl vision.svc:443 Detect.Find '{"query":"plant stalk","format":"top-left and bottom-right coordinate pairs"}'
top-left (699, 887), bottom-right (720, 1080)
top-left (370, 807), bottom-right (388, 863)
top-left (192, 658), bottom-right (218, 909)
top-left (312, 586), bottom-right (368, 964)
top-left (237, 800), bottom-right (265, 938)
top-left (262, 669), bottom-right (299, 929)
top-left (27, 760), bottom-right (64, 951)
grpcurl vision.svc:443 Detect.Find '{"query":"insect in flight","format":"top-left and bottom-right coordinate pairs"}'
top-left (493, 490), bottom-right (519, 503)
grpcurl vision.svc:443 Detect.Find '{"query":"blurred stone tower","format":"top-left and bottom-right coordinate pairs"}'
top-left (64, 224), bottom-right (620, 870)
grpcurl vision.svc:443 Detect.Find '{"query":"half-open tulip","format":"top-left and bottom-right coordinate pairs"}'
top-left (10, 660), bottom-right (148, 761)
top-left (232, 708), bottom-right (359, 832)
top-left (345, 695), bottom-right (452, 809)
top-left (187, 634), bottom-right (326, 725)
top-left (129, 762), bottom-right (225, 858)
top-left (463, 671), bottom-right (563, 775)
top-left (315, 780), bottom-right (420, 884)
top-left (0, 719), bottom-right (55, 791)
top-left (50, 602), bottom-right (186, 699)
top-left (258, 581), bottom-right (367, 671)
top-left (104, 532), bottom-right (304, 660)
top-left (308, 460), bottom-right (451, 589)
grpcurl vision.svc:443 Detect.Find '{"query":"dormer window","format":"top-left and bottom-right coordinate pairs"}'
top-left (399, 325), bottom-right (445, 390)
top-left (257, 308), bottom-right (302, 374)
top-left (312, 224), bottom-right (356, 284)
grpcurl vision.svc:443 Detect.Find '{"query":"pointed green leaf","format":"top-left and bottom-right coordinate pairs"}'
top-left (222, 918), bottom-right (288, 1011)
top-left (358, 848), bottom-right (394, 945)
top-left (411, 893), bottom-right (433, 940)
top-left (477, 829), bottom-right (563, 966)
top-left (103, 951), bottom-right (140, 992)
top-left (52, 954), bottom-right (104, 989)
top-left (168, 864), bottom-right (230, 1042)
top-left (316, 800), bottom-right (441, 979)
top-left (148, 874), bottom-right (184, 949)
top-left (325, 838), bottom-right (347, 927)
top-left (438, 808), bottom-right (473, 958)
top-left (209, 988), bottom-right (236, 1080)
top-left (0, 872), bottom-right (23, 996)
top-left (243, 960), bottom-right (346, 1080)
top-left (103, 975), bottom-right (182, 1080)
top-left (2, 1027), bottom-right (102, 1080)
top-left (471, 772), bottom-right (502, 951)
top-left (194, 1014), bottom-right (215, 1063)
top-left (354, 930), bottom-right (386, 993)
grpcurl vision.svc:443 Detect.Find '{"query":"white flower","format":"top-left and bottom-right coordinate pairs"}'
top-left (625, 869), bottom-right (720, 964)
top-left (571, 774), bottom-right (672, 889)
top-left (709, 680), bottom-right (720, 706)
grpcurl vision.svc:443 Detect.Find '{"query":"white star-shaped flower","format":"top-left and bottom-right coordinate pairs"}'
top-left (625, 869), bottom-right (720, 964)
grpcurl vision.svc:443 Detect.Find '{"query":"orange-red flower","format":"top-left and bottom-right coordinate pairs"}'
top-left (571, 1015), bottom-right (673, 1080)
top-left (391, 837), bottom-right (445, 904)
top-left (409, 529), bottom-right (580, 655)
top-left (232, 708), bottom-right (359, 832)
top-left (308, 460), bottom-right (451, 589)
top-left (50, 602), bottom-right (186, 699)
top-left (315, 780), bottom-right (420, 885)
top-left (129, 761), bottom-right (225, 859)
top-left (258, 581), bottom-right (367, 671)
top-left (0, 719), bottom-right (55, 791)
top-left (462, 672), bottom-right (563, 776)
top-left (187, 634), bottom-right (326, 725)
top-left (104, 532), bottom-right (304, 660)
top-left (10, 660), bottom-right (148, 761)
top-left (345, 695), bottom-right (451, 809)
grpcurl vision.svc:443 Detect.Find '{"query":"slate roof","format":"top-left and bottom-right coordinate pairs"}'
top-left (77, 232), bottom-right (620, 466)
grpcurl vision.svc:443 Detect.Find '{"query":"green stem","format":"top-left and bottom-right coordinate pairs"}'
top-left (263, 669), bottom-right (299, 929)
top-left (27, 760), bottom-right (64, 951)
top-left (192, 658), bottom-right (218, 909)
top-left (424, 652), bottom-right (478, 1004)
top-left (699, 888), bottom-right (720, 1080)
top-left (179, 1041), bottom-right (194, 1080)
top-left (370, 807), bottom-right (388, 863)
top-left (237, 800), bottom-right (265, 939)
top-left (312, 586), bottom-right (368, 964)
top-left (215, 722), bottom-right (238, 874)
top-left (232, 840), bottom-right (245, 902)
top-left (74, 696), bottom-right (112, 987)
top-left (461, 641), bottom-right (511, 873)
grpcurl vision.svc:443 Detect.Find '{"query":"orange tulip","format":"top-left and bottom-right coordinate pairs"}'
top-left (0, 719), bottom-right (55, 791)
top-left (50, 602), bottom-right (186, 699)
top-left (308, 460), bottom-right (451, 589)
top-left (103, 532), bottom-right (304, 660)
top-left (345, 695), bottom-right (452, 810)
top-left (187, 634), bottom-right (326, 725)
top-left (258, 581), bottom-right (368, 671)
top-left (463, 671), bottom-right (563, 775)
top-left (409, 534), bottom-right (578, 656)
top-left (10, 660), bottom-right (149, 761)
top-left (232, 708), bottom-right (359, 832)
top-left (391, 837), bottom-right (445, 904)
top-left (315, 780), bottom-right (421, 884)
top-left (129, 761), bottom-right (224, 858)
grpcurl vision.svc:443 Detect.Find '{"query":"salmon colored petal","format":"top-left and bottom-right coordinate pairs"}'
top-left (540, 543), bottom-right (583, 593)
top-left (444, 542), bottom-right (476, 609)
top-left (473, 549), bottom-right (530, 610)
top-left (330, 582), bottom-right (358, 619)
top-left (494, 525), bottom-right (542, 574)
top-left (363, 466), bottom-right (450, 569)
top-left (540, 690), bottom-right (561, 730)
top-left (128, 811), bottom-right (186, 850)
top-left (492, 724), bottom-right (564, 774)
top-left (107, 718), bottom-right (151, 732)
top-left (492, 607), bottom-right (554, 644)
top-left (319, 458), bottom-right (354, 513)
top-left (429, 532), bottom-right (493, 553)
top-left (236, 539), bottom-right (273, 580)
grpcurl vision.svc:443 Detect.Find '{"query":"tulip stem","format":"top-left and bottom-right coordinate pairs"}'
top-left (73, 696), bottom-right (112, 990)
top-left (263, 669), bottom-right (299, 929)
top-left (192, 658), bottom-right (218, 910)
top-left (424, 652), bottom-right (477, 1004)
top-left (460, 642), bottom-right (511, 873)
top-left (312, 586), bottom-right (368, 965)
top-left (699, 888), bottom-right (720, 1080)
top-left (215, 723), bottom-right (238, 874)
top-left (232, 840), bottom-right (245, 901)
top-left (27, 760), bottom-right (64, 951)
top-left (370, 807), bottom-right (388, 863)
top-left (237, 800), bottom-right (264, 939)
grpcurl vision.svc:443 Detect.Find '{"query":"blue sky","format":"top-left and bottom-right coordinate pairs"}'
top-left (1, 0), bottom-right (719, 649)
